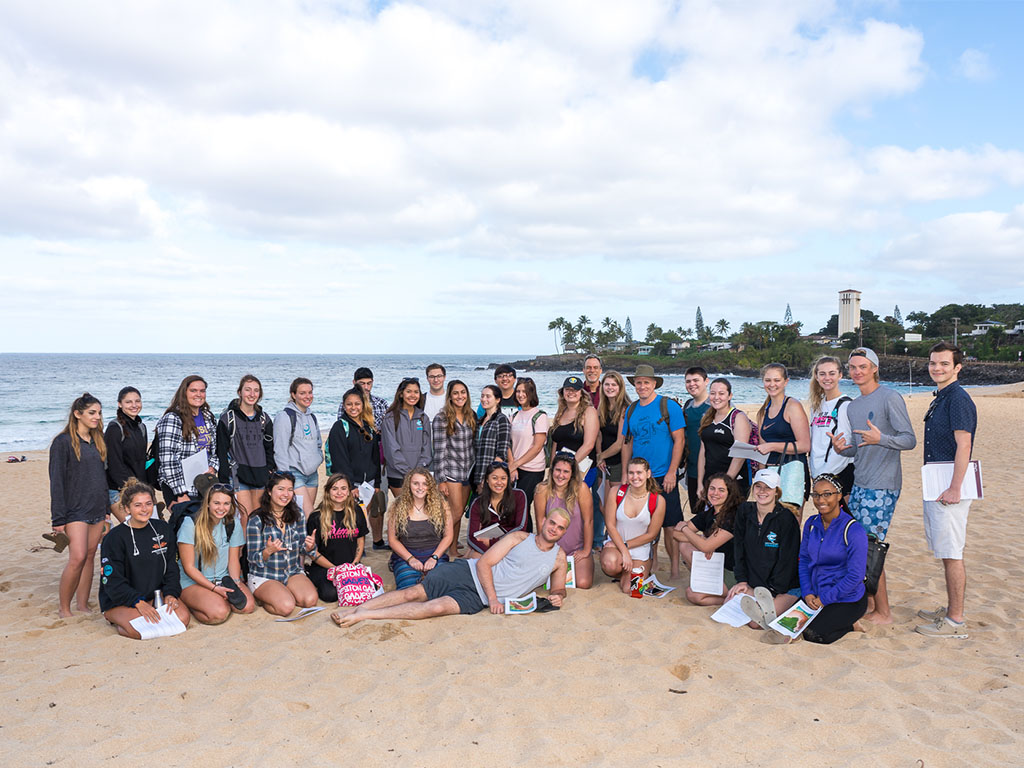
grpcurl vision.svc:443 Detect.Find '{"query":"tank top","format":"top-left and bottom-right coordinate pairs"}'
top-left (760, 397), bottom-right (805, 465)
top-left (545, 494), bottom-right (584, 555)
top-left (701, 410), bottom-right (749, 488)
top-left (401, 517), bottom-right (442, 553)
top-left (615, 493), bottom-right (653, 561)
top-left (551, 421), bottom-right (592, 462)
top-left (599, 419), bottom-right (622, 466)
top-left (469, 534), bottom-right (560, 602)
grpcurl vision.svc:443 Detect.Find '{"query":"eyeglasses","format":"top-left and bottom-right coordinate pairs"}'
top-left (426, 373), bottom-right (444, 380)
top-left (810, 491), bottom-right (839, 500)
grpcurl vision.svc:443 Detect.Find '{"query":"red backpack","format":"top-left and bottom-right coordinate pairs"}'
top-left (614, 484), bottom-right (659, 513)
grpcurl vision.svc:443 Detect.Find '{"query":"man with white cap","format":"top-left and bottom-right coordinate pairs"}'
top-left (830, 347), bottom-right (916, 625)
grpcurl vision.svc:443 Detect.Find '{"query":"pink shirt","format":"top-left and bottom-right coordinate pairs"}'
top-left (510, 407), bottom-right (549, 472)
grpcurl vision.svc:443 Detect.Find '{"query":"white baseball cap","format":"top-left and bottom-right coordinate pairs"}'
top-left (752, 468), bottom-right (781, 489)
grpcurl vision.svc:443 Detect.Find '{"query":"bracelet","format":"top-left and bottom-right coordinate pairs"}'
top-left (406, 556), bottom-right (414, 564)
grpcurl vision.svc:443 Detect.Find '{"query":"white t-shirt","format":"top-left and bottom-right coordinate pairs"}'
top-left (424, 391), bottom-right (446, 422)
top-left (809, 395), bottom-right (853, 477)
top-left (510, 407), bottom-right (550, 473)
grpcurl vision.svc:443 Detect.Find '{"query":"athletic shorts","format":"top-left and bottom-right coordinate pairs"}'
top-left (922, 500), bottom-right (970, 559)
top-left (849, 486), bottom-right (900, 541)
top-left (654, 475), bottom-right (684, 527)
top-left (422, 560), bottom-right (486, 615)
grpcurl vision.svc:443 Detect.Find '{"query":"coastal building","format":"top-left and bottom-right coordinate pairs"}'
top-left (636, 345), bottom-right (654, 356)
top-left (1005, 320), bottom-right (1024, 337)
top-left (969, 320), bottom-right (1006, 336)
top-left (839, 289), bottom-right (861, 337)
top-left (668, 341), bottom-right (691, 355)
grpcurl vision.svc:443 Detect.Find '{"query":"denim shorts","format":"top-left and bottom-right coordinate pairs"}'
top-left (289, 469), bottom-right (320, 489)
top-left (235, 480), bottom-right (261, 491)
top-left (849, 485), bottom-right (900, 541)
top-left (108, 489), bottom-right (121, 505)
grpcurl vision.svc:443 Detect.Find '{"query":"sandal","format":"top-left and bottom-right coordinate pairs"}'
top-left (42, 531), bottom-right (70, 553)
top-left (754, 587), bottom-right (777, 625)
top-left (740, 595), bottom-right (768, 629)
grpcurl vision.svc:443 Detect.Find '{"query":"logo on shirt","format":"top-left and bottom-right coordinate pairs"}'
top-left (765, 531), bottom-right (779, 549)
top-left (151, 531), bottom-right (168, 555)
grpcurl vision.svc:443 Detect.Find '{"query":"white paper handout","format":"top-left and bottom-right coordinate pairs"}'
top-left (642, 574), bottom-right (676, 598)
top-left (181, 449), bottom-right (209, 489)
top-left (129, 604), bottom-right (188, 640)
top-left (357, 481), bottom-right (375, 508)
top-left (546, 555), bottom-right (576, 590)
top-left (768, 600), bottom-right (822, 639)
top-left (727, 441), bottom-right (764, 464)
top-left (505, 592), bottom-right (538, 614)
top-left (921, 461), bottom-right (983, 502)
top-left (710, 594), bottom-right (754, 627)
top-left (275, 606), bottom-right (326, 623)
top-left (474, 522), bottom-right (503, 541)
top-left (577, 457), bottom-right (594, 476)
top-left (689, 551), bottom-right (726, 595)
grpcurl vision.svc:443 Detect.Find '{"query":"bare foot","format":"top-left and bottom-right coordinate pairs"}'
top-left (58, 607), bottom-right (74, 619)
top-left (862, 611), bottom-right (893, 626)
top-left (330, 607), bottom-right (357, 625)
top-left (76, 603), bottom-right (95, 614)
top-left (852, 620), bottom-right (867, 633)
top-left (331, 609), bottom-right (363, 628)
top-left (670, 569), bottom-right (680, 580)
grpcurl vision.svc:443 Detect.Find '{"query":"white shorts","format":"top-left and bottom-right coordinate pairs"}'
top-left (247, 574), bottom-right (274, 593)
top-left (922, 500), bottom-right (971, 559)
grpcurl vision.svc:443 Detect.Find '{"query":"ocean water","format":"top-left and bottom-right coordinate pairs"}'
top-left (0, 353), bottom-right (917, 452)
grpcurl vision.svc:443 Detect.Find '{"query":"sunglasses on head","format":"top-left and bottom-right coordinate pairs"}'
top-left (210, 483), bottom-right (234, 494)
top-left (401, 377), bottom-right (420, 385)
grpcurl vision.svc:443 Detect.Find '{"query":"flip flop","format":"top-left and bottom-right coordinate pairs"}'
top-left (42, 531), bottom-right (70, 553)
top-left (754, 587), bottom-right (778, 625)
top-left (219, 575), bottom-right (247, 610)
top-left (534, 597), bottom-right (560, 613)
top-left (740, 595), bottom-right (768, 629)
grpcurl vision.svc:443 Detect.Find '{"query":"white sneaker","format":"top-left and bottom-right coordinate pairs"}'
top-left (915, 617), bottom-right (968, 639)
top-left (916, 606), bottom-right (946, 622)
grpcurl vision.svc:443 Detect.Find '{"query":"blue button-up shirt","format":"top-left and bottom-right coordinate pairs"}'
top-left (923, 382), bottom-right (977, 463)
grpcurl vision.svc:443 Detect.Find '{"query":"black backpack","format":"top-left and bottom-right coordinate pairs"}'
top-left (145, 426), bottom-right (160, 487)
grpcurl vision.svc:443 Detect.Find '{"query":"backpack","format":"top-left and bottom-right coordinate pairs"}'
top-left (623, 395), bottom-right (675, 442)
top-left (613, 484), bottom-right (659, 514)
top-left (145, 426), bottom-right (160, 487)
top-left (287, 408), bottom-right (319, 447)
top-left (324, 418), bottom-right (351, 475)
top-left (329, 563), bottom-right (384, 606)
top-left (112, 417), bottom-right (148, 447)
top-left (822, 396), bottom-right (853, 463)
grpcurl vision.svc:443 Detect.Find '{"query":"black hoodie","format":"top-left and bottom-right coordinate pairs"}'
top-left (327, 414), bottom-right (381, 486)
top-left (99, 518), bottom-right (181, 611)
top-left (105, 412), bottom-right (148, 491)
top-left (732, 501), bottom-right (800, 596)
top-left (216, 400), bottom-right (276, 488)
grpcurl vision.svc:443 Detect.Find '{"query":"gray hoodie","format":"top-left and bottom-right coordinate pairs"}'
top-left (382, 407), bottom-right (433, 481)
top-left (273, 401), bottom-right (324, 477)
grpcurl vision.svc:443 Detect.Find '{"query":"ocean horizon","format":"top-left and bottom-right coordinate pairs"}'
top-left (0, 352), bottom-right (922, 452)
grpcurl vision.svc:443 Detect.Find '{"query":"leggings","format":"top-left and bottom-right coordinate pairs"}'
top-left (804, 594), bottom-right (869, 645)
top-left (307, 564), bottom-right (339, 603)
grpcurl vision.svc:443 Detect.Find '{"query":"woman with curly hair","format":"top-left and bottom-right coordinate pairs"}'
top-left (50, 393), bottom-right (108, 617)
top-left (673, 472), bottom-right (744, 606)
top-left (387, 468), bottom-right (453, 589)
top-left (157, 375), bottom-right (218, 506)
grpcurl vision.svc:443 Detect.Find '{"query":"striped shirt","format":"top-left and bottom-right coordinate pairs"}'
top-left (432, 413), bottom-right (476, 483)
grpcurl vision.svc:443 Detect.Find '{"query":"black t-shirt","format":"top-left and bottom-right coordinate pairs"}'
top-left (690, 503), bottom-right (735, 572)
top-left (306, 507), bottom-right (369, 567)
top-left (700, 412), bottom-right (749, 487)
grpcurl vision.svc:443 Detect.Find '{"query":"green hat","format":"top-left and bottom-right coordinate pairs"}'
top-left (626, 364), bottom-right (664, 389)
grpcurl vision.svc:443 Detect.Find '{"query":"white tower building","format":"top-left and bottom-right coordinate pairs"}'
top-left (839, 289), bottom-right (861, 337)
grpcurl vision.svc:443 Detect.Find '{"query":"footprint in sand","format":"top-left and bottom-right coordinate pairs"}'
top-left (669, 663), bottom-right (691, 681)
top-left (377, 623), bottom-right (409, 641)
top-left (286, 702), bottom-right (311, 713)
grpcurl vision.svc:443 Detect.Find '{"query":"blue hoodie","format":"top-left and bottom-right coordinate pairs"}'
top-left (798, 509), bottom-right (867, 605)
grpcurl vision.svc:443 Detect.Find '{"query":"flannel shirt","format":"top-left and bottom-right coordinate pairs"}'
top-left (246, 514), bottom-right (309, 582)
top-left (156, 410), bottom-right (219, 496)
top-left (432, 413), bottom-right (475, 483)
top-left (472, 412), bottom-right (511, 487)
top-left (338, 394), bottom-right (390, 435)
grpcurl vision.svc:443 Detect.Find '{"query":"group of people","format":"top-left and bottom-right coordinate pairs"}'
top-left (48, 342), bottom-right (977, 643)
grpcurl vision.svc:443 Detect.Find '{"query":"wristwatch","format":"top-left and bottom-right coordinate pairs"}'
top-left (430, 554), bottom-right (440, 561)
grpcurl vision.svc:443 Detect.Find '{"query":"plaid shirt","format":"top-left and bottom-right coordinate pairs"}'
top-left (156, 410), bottom-right (220, 496)
top-left (338, 394), bottom-right (390, 435)
top-left (472, 412), bottom-right (511, 487)
top-left (432, 413), bottom-right (475, 482)
top-left (246, 514), bottom-right (309, 582)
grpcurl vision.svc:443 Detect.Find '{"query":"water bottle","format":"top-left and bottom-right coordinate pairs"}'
top-left (153, 590), bottom-right (164, 611)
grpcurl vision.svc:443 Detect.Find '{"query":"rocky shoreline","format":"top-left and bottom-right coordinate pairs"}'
top-left (494, 353), bottom-right (1024, 386)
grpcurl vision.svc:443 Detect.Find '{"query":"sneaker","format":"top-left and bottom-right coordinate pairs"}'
top-left (915, 617), bottom-right (968, 639)
top-left (916, 606), bottom-right (946, 622)
top-left (372, 540), bottom-right (391, 551)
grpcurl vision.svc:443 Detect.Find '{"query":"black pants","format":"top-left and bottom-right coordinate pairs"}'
top-left (514, 469), bottom-right (545, 532)
top-left (686, 476), bottom-right (700, 517)
top-left (804, 593), bottom-right (868, 645)
top-left (308, 564), bottom-right (338, 603)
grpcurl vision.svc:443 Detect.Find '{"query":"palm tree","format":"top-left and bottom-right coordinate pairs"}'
top-left (548, 317), bottom-right (568, 353)
top-left (715, 319), bottom-right (730, 338)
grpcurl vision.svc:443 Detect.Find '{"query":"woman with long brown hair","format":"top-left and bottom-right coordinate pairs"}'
top-left (600, 457), bottom-right (665, 593)
top-left (49, 393), bottom-right (108, 617)
top-left (157, 375), bottom-right (218, 506)
top-left (306, 474), bottom-right (369, 602)
top-left (533, 451), bottom-right (594, 589)
top-left (382, 378), bottom-right (432, 492)
top-left (673, 472), bottom-right (744, 606)
top-left (432, 379), bottom-right (476, 557)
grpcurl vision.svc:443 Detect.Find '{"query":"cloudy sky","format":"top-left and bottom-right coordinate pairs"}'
top-left (1, 0), bottom-right (1021, 354)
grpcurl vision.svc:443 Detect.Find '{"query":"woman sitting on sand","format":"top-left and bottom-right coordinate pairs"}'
top-left (599, 457), bottom-right (665, 594)
top-left (177, 483), bottom-right (255, 623)
top-left (466, 462), bottom-right (528, 556)
top-left (726, 469), bottom-right (801, 631)
top-left (432, 380), bottom-right (476, 557)
top-left (157, 375), bottom-right (219, 507)
top-left (246, 472), bottom-right (319, 616)
top-left (99, 479), bottom-right (191, 638)
top-left (672, 472), bottom-right (743, 606)
top-left (104, 386), bottom-right (147, 524)
top-left (306, 474), bottom-right (370, 602)
top-left (50, 393), bottom-right (109, 617)
top-left (697, 378), bottom-right (752, 498)
top-left (533, 451), bottom-right (594, 589)
top-left (388, 468), bottom-right (453, 589)
top-left (797, 474), bottom-right (868, 644)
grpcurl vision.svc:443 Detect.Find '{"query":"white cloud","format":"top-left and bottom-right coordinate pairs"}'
top-left (956, 48), bottom-right (994, 82)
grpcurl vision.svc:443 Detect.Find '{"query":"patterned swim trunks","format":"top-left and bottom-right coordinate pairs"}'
top-left (849, 485), bottom-right (900, 541)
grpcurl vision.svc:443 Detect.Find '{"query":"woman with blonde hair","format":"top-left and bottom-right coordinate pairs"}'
top-left (596, 371), bottom-right (631, 497)
top-left (157, 375), bottom-right (219, 506)
top-left (432, 379), bottom-right (476, 556)
top-left (697, 378), bottom-right (752, 497)
top-left (49, 393), bottom-right (108, 617)
top-left (388, 468), bottom-right (453, 589)
top-left (755, 363), bottom-right (811, 514)
top-left (306, 474), bottom-right (369, 602)
top-left (600, 457), bottom-right (665, 594)
top-left (533, 451), bottom-right (594, 589)
top-left (807, 356), bottom-right (854, 499)
top-left (178, 483), bottom-right (255, 623)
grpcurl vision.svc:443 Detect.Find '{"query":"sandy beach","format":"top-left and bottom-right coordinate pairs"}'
top-left (2, 386), bottom-right (1022, 767)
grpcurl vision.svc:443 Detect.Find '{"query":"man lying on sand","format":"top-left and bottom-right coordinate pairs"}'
top-left (332, 508), bottom-right (571, 626)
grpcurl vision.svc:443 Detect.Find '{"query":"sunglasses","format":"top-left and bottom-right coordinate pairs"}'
top-left (210, 483), bottom-right (235, 494)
